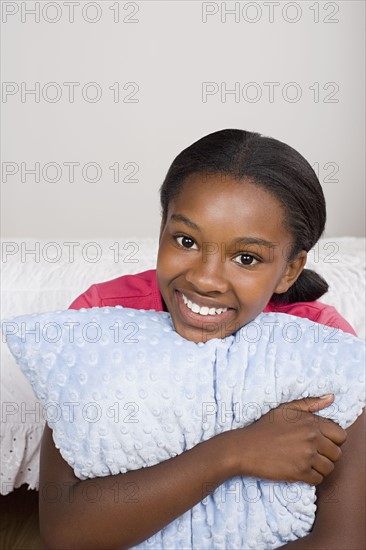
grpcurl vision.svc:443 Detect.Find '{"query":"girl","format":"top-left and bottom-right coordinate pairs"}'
top-left (39, 129), bottom-right (364, 549)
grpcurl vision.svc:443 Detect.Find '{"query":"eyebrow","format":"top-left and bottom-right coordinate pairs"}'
top-left (170, 214), bottom-right (200, 231)
top-left (170, 214), bottom-right (277, 248)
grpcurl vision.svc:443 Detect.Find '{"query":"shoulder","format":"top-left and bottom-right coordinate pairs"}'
top-left (68, 269), bottom-right (163, 311)
top-left (265, 300), bottom-right (357, 336)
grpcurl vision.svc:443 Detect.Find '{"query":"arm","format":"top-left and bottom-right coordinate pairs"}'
top-left (39, 397), bottom-right (345, 549)
top-left (282, 410), bottom-right (365, 549)
top-left (39, 423), bottom-right (237, 550)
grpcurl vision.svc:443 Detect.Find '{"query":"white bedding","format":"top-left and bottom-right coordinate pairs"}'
top-left (1, 236), bottom-right (365, 494)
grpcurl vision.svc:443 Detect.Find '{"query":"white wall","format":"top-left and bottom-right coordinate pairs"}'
top-left (1, 0), bottom-right (365, 239)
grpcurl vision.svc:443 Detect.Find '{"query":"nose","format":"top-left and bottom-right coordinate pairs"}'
top-left (185, 247), bottom-right (230, 294)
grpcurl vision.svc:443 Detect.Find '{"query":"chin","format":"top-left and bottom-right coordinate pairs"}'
top-left (173, 321), bottom-right (233, 344)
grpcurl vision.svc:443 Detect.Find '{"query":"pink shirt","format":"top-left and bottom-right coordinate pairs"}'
top-left (69, 269), bottom-right (357, 336)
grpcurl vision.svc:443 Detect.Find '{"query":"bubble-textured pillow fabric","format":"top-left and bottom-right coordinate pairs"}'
top-left (3, 306), bottom-right (365, 550)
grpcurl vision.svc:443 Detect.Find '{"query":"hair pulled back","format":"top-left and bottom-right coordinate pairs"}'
top-left (159, 129), bottom-right (328, 304)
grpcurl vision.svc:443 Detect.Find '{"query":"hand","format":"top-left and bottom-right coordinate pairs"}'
top-left (226, 395), bottom-right (347, 485)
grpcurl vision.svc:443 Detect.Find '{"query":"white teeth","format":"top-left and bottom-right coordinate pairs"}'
top-left (181, 293), bottom-right (228, 316)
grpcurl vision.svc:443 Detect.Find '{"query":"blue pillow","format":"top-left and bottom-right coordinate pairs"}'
top-left (3, 306), bottom-right (365, 550)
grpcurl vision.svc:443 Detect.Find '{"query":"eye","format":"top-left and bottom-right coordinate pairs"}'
top-left (175, 235), bottom-right (197, 249)
top-left (233, 253), bottom-right (259, 267)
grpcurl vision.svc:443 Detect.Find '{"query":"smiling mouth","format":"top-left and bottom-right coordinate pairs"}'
top-left (171, 291), bottom-right (238, 340)
top-left (181, 292), bottom-right (228, 316)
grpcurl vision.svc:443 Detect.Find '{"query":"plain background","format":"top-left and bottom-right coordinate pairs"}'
top-left (1, 0), bottom-right (365, 239)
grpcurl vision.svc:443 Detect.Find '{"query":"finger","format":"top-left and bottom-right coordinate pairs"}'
top-left (317, 437), bottom-right (343, 463)
top-left (311, 453), bottom-right (335, 478)
top-left (309, 468), bottom-right (324, 486)
top-left (281, 394), bottom-right (334, 413)
top-left (318, 421), bottom-right (347, 446)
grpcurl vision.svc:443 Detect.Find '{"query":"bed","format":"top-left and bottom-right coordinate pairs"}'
top-left (1, 236), bottom-right (365, 495)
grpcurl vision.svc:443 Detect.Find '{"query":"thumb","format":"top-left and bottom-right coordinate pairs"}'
top-left (281, 394), bottom-right (334, 413)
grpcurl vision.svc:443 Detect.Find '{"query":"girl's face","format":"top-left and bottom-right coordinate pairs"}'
top-left (156, 173), bottom-right (306, 343)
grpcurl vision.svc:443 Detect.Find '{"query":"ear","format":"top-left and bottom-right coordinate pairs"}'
top-left (274, 250), bottom-right (307, 295)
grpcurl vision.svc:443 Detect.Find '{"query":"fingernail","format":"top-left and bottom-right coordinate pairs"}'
top-left (319, 394), bottom-right (333, 399)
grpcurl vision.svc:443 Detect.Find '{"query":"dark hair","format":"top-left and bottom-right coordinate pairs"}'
top-left (159, 128), bottom-right (329, 305)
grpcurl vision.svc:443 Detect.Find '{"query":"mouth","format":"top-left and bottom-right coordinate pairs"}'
top-left (181, 291), bottom-right (229, 316)
top-left (174, 290), bottom-right (235, 328)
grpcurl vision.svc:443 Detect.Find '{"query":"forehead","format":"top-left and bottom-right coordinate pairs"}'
top-left (168, 173), bottom-right (289, 240)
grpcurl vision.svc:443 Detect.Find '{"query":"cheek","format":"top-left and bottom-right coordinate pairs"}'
top-left (156, 248), bottom-right (179, 286)
top-left (157, 241), bottom-right (186, 273)
top-left (157, 247), bottom-right (172, 272)
top-left (237, 282), bottom-right (264, 303)
top-left (234, 271), bottom-right (277, 302)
